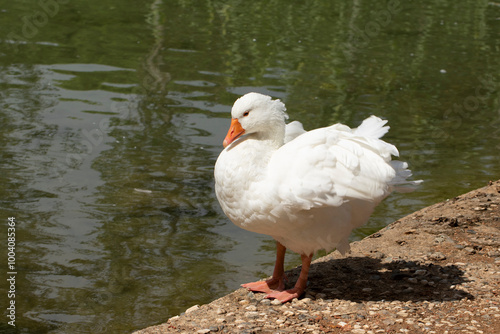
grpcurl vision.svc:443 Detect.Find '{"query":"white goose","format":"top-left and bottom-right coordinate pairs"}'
top-left (214, 92), bottom-right (421, 302)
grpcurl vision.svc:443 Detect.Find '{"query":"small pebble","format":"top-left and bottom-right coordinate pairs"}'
top-left (259, 299), bottom-right (271, 306)
top-left (196, 329), bottom-right (210, 334)
top-left (429, 252), bottom-right (446, 261)
top-left (465, 247), bottom-right (476, 254)
top-left (245, 311), bottom-right (259, 318)
top-left (383, 319), bottom-right (396, 326)
top-left (185, 305), bottom-right (200, 314)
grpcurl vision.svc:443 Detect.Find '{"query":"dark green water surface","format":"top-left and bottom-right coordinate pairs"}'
top-left (0, 0), bottom-right (499, 333)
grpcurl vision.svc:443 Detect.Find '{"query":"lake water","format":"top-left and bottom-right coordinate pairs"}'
top-left (0, 0), bottom-right (499, 333)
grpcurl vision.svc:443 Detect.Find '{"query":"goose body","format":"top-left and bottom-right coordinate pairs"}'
top-left (214, 92), bottom-right (420, 302)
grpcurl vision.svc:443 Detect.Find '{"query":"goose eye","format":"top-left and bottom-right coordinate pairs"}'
top-left (243, 110), bottom-right (250, 117)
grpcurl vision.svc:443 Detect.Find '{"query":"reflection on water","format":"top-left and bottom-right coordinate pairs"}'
top-left (0, 0), bottom-right (499, 333)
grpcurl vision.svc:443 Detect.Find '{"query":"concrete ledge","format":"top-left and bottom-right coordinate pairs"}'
top-left (134, 180), bottom-right (500, 334)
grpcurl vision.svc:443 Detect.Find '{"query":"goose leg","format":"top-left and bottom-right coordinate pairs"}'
top-left (241, 241), bottom-right (286, 293)
top-left (266, 253), bottom-right (313, 303)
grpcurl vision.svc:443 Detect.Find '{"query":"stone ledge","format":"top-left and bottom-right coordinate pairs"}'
top-left (133, 180), bottom-right (500, 334)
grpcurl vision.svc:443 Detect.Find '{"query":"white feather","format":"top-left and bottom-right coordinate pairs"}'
top-left (214, 93), bottom-right (421, 255)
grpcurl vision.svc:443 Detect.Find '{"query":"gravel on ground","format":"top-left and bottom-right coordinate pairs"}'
top-left (133, 180), bottom-right (500, 334)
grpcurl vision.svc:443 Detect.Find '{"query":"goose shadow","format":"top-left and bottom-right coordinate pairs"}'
top-left (284, 256), bottom-right (474, 302)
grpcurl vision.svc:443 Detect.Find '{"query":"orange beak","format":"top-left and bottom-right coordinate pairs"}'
top-left (223, 118), bottom-right (245, 148)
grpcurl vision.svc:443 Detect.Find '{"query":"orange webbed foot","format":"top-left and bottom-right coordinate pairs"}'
top-left (241, 276), bottom-right (286, 294)
top-left (265, 286), bottom-right (304, 303)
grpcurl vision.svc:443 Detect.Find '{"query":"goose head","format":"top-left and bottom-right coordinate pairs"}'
top-left (223, 93), bottom-right (288, 148)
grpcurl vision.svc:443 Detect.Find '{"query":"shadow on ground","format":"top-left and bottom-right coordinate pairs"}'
top-left (284, 256), bottom-right (473, 303)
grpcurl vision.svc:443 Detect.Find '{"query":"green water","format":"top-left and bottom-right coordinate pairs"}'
top-left (0, 0), bottom-right (499, 333)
